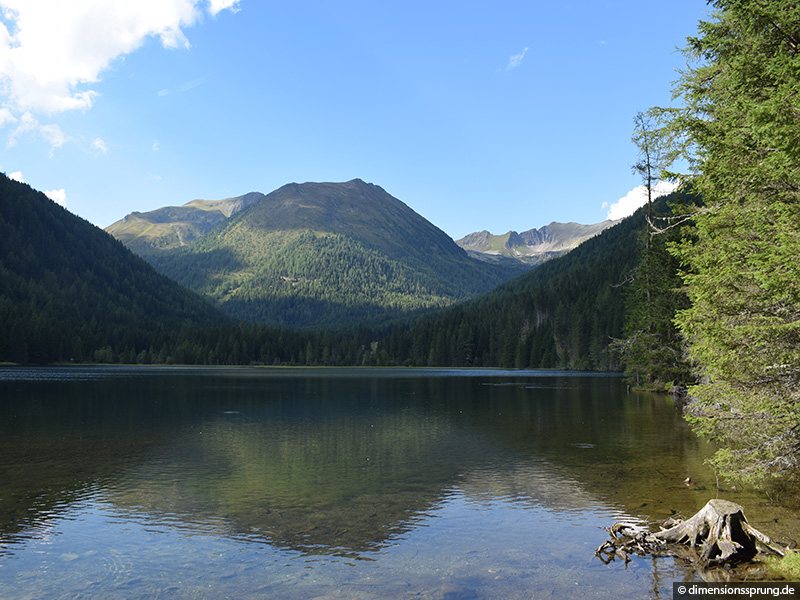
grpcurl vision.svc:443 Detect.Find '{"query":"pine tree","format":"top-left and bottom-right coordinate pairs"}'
top-left (656, 0), bottom-right (800, 484)
top-left (619, 215), bottom-right (691, 389)
top-left (618, 113), bottom-right (690, 389)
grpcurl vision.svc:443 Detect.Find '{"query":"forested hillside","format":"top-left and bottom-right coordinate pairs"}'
top-left (0, 174), bottom-right (225, 364)
top-left (374, 193), bottom-right (690, 370)
top-left (146, 179), bottom-right (527, 328)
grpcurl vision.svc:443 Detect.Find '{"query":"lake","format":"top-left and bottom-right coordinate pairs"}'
top-left (0, 366), bottom-right (796, 599)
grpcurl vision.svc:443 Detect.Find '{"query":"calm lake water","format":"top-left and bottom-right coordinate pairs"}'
top-left (0, 366), bottom-right (797, 600)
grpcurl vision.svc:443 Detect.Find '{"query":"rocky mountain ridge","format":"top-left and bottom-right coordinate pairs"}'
top-left (456, 220), bottom-right (620, 266)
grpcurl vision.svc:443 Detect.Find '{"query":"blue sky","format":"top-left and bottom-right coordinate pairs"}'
top-left (0, 0), bottom-right (709, 239)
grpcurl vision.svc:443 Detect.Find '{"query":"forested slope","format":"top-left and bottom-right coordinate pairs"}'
top-left (377, 193), bottom-right (688, 370)
top-left (0, 169), bottom-right (683, 374)
top-left (0, 174), bottom-right (224, 363)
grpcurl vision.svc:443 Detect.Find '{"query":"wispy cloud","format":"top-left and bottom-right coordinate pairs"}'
top-left (208, 0), bottom-right (240, 16)
top-left (0, 108), bottom-right (17, 128)
top-left (92, 137), bottom-right (108, 154)
top-left (6, 111), bottom-right (67, 155)
top-left (39, 122), bottom-right (67, 156)
top-left (604, 180), bottom-right (679, 220)
top-left (505, 47), bottom-right (529, 71)
top-left (179, 75), bottom-right (209, 92)
top-left (156, 75), bottom-right (207, 100)
top-left (6, 113), bottom-right (38, 147)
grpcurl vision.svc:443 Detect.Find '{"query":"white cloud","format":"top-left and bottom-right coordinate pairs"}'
top-left (605, 180), bottom-right (679, 221)
top-left (6, 111), bottom-right (37, 146)
top-left (92, 137), bottom-right (108, 154)
top-left (505, 47), bottom-right (529, 71)
top-left (8, 170), bottom-right (24, 182)
top-left (208, 0), bottom-right (240, 16)
top-left (152, 140), bottom-right (159, 151)
top-left (44, 187), bottom-right (66, 207)
top-left (0, 0), bottom-right (240, 116)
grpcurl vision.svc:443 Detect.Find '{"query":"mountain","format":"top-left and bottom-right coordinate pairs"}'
top-left (129, 179), bottom-right (528, 328)
top-left (0, 173), bottom-right (225, 364)
top-left (105, 192), bottom-right (265, 256)
top-left (456, 220), bottom-right (620, 266)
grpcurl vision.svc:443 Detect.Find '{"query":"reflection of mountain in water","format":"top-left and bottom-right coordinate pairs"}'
top-left (106, 411), bottom-right (623, 556)
top-left (2, 367), bottom-right (795, 562)
top-left (108, 408), bottom-right (489, 555)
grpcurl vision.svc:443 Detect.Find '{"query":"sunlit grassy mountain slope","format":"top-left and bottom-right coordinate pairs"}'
top-left (0, 173), bottom-right (225, 364)
top-left (143, 179), bottom-right (528, 328)
top-left (105, 192), bottom-right (265, 256)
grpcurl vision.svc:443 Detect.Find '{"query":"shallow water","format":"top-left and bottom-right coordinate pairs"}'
top-left (0, 366), bottom-right (796, 599)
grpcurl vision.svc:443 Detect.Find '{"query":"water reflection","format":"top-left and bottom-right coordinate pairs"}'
top-left (0, 367), bottom-right (794, 599)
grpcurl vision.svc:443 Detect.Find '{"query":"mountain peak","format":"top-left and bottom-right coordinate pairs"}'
top-left (120, 179), bottom-right (524, 328)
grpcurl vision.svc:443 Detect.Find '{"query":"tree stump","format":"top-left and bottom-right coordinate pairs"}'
top-left (596, 499), bottom-right (785, 568)
top-left (648, 499), bottom-right (780, 565)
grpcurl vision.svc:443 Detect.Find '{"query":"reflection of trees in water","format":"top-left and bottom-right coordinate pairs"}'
top-left (3, 369), bottom-right (798, 561)
top-left (107, 406), bottom-right (510, 555)
top-left (104, 380), bottom-right (691, 556)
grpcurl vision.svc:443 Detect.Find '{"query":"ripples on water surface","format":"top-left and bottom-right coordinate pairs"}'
top-left (0, 366), bottom-right (796, 599)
